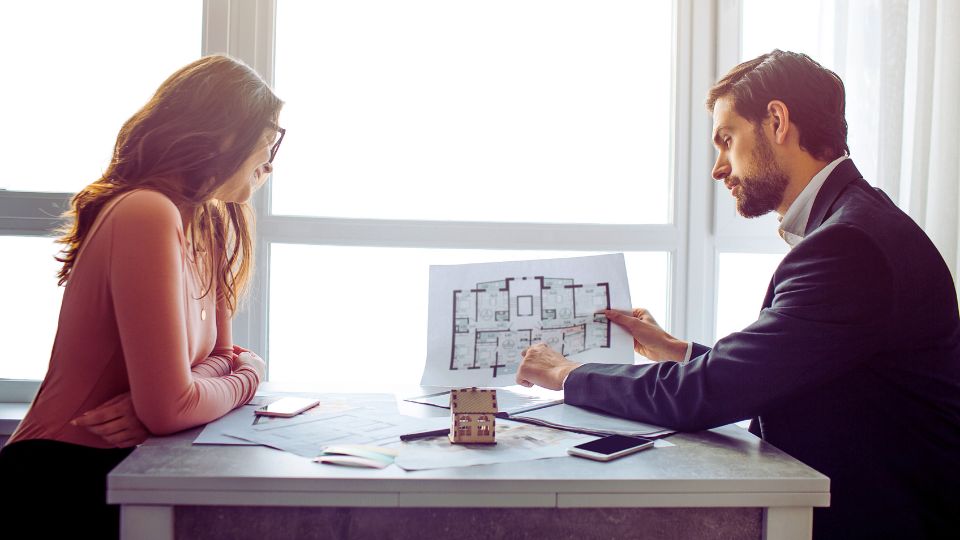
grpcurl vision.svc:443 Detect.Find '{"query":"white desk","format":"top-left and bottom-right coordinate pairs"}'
top-left (108, 390), bottom-right (829, 540)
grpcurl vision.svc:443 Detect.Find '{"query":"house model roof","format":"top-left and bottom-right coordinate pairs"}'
top-left (450, 388), bottom-right (498, 413)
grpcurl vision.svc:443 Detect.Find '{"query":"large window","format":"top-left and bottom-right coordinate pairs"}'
top-left (263, 0), bottom-right (677, 386)
top-left (272, 0), bottom-right (673, 224)
top-left (269, 247), bottom-right (669, 386)
top-left (0, 1), bottom-right (201, 383)
top-left (1, 1), bottom-right (200, 193)
top-left (8, 0), bottom-right (903, 398)
top-left (0, 237), bottom-right (65, 380)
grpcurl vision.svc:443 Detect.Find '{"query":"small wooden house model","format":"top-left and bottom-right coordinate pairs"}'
top-left (449, 387), bottom-right (498, 444)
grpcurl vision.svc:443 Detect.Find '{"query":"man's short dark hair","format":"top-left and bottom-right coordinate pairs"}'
top-left (707, 50), bottom-right (849, 161)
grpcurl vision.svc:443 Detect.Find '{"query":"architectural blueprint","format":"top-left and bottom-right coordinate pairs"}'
top-left (422, 254), bottom-right (634, 387)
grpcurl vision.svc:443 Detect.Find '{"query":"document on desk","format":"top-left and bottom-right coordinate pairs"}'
top-left (395, 420), bottom-right (594, 471)
top-left (405, 387), bottom-right (673, 439)
top-left (405, 385), bottom-right (563, 414)
top-left (194, 393), bottom-right (399, 446)
top-left (222, 409), bottom-right (448, 458)
top-left (423, 253), bottom-right (634, 387)
top-left (502, 403), bottom-right (675, 439)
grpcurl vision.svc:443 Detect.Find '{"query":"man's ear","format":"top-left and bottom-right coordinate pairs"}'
top-left (767, 100), bottom-right (790, 144)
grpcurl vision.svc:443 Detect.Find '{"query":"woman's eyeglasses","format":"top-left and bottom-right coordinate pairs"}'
top-left (269, 127), bottom-right (286, 164)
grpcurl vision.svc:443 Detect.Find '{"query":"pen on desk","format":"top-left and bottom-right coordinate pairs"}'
top-left (399, 428), bottom-right (450, 442)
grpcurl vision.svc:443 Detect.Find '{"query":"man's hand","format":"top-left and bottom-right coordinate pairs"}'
top-left (516, 343), bottom-right (582, 391)
top-left (233, 345), bottom-right (266, 380)
top-left (603, 308), bottom-right (688, 362)
top-left (71, 392), bottom-right (149, 448)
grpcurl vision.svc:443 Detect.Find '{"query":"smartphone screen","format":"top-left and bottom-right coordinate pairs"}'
top-left (255, 397), bottom-right (320, 417)
top-left (573, 435), bottom-right (654, 455)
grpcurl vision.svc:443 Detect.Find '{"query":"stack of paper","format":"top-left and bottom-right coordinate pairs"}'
top-left (502, 404), bottom-right (674, 438)
top-left (406, 387), bottom-right (674, 439)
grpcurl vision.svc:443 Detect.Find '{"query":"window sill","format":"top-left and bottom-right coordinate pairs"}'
top-left (0, 403), bottom-right (29, 437)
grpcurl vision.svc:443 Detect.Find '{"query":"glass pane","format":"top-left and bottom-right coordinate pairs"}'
top-left (268, 246), bottom-right (669, 387)
top-left (0, 237), bottom-right (65, 380)
top-left (741, 0), bottom-right (836, 66)
top-left (715, 252), bottom-right (784, 340)
top-left (273, 0), bottom-right (673, 224)
top-left (0, 1), bottom-right (201, 193)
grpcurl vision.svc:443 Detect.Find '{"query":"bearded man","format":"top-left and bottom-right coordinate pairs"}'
top-left (516, 50), bottom-right (960, 540)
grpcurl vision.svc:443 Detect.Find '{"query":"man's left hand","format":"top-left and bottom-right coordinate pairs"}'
top-left (516, 343), bottom-right (582, 391)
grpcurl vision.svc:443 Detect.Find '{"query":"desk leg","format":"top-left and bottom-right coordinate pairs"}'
top-left (121, 505), bottom-right (174, 540)
top-left (763, 507), bottom-right (812, 540)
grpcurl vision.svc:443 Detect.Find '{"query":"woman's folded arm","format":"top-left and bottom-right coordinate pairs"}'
top-left (109, 191), bottom-right (259, 435)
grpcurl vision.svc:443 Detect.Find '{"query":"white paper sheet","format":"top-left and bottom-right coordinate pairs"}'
top-left (222, 409), bottom-right (448, 458)
top-left (192, 404), bottom-right (262, 446)
top-left (422, 253), bottom-right (633, 387)
top-left (405, 385), bottom-right (564, 414)
top-left (394, 420), bottom-right (595, 470)
top-left (507, 403), bottom-right (675, 438)
top-left (193, 393), bottom-right (398, 446)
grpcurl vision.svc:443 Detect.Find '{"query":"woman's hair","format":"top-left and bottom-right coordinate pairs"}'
top-left (55, 54), bottom-right (283, 313)
top-left (706, 49), bottom-right (849, 162)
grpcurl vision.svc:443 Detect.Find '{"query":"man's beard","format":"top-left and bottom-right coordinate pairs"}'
top-left (730, 134), bottom-right (789, 218)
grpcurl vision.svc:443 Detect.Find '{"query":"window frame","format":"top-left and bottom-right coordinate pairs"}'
top-left (0, 0), bottom-right (749, 401)
top-left (711, 0), bottom-right (790, 338)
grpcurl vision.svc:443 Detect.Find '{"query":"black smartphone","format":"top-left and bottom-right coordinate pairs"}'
top-left (567, 435), bottom-right (655, 461)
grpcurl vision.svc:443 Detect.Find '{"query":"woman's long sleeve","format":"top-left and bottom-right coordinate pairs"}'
top-left (191, 349), bottom-right (236, 378)
top-left (108, 191), bottom-right (259, 435)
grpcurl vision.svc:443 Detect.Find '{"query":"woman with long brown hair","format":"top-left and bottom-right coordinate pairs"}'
top-left (0, 54), bottom-right (283, 537)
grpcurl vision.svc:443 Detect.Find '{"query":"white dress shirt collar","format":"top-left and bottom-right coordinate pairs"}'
top-left (778, 155), bottom-right (848, 247)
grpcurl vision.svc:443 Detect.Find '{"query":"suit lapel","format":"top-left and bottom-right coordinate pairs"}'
top-left (761, 275), bottom-right (776, 309)
top-left (760, 160), bottom-right (863, 310)
top-left (803, 159), bottom-right (864, 236)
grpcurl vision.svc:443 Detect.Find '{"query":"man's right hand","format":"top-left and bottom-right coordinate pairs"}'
top-left (603, 308), bottom-right (688, 362)
top-left (515, 343), bottom-right (582, 391)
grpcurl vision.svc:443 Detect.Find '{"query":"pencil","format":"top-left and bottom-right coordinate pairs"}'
top-left (399, 428), bottom-right (450, 442)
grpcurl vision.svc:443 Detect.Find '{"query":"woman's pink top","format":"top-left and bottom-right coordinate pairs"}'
top-left (9, 189), bottom-right (259, 448)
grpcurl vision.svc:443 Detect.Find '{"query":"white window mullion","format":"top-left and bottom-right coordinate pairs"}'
top-left (259, 219), bottom-right (679, 251)
top-left (202, 0), bottom-right (230, 56)
top-left (674, 0), bottom-right (722, 346)
top-left (206, 0), bottom-right (277, 360)
top-left (246, 0), bottom-right (277, 370)
top-left (710, 0), bottom-right (792, 345)
top-left (672, 0), bottom-right (694, 341)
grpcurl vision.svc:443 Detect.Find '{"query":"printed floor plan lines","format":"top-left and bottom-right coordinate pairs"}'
top-left (423, 253), bottom-right (632, 387)
top-left (451, 276), bottom-right (612, 377)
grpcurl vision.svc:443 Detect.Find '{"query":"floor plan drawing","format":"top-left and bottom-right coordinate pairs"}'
top-left (450, 276), bottom-right (612, 377)
top-left (423, 253), bottom-right (633, 387)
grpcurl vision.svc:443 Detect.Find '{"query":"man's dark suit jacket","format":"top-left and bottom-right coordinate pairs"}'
top-left (565, 160), bottom-right (960, 539)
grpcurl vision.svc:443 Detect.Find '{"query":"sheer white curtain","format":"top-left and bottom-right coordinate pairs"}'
top-left (903, 0), bottom-right (960, 298)
top-left (740, 0), bottom-right (960, 300)
top-left (838, 0), bottom-right (960, 298)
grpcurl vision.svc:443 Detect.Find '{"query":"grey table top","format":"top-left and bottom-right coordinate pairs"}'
top-left (108, 385), bottom-right (829, 508)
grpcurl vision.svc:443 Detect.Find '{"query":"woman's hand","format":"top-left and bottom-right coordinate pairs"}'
top-left (233, 345), bottom-right (266, 380)
top-left (71, 392), bottom-right (149, 448)
top-left (603, 308), bottom-right (689, 362)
